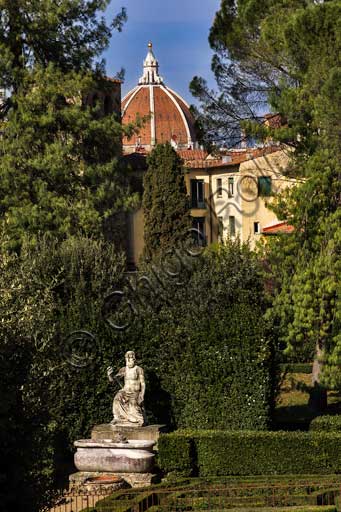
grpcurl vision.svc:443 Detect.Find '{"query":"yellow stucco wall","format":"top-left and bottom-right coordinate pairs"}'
top-left (127, 148), bottom-right (298, 265)
top-left (239, 149), bottom-right (296, 248)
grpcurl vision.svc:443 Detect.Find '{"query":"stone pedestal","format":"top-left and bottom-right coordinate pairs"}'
top-left (91, 423), bottom-right (167, 445)
top-left (74, 439), bottom-right (155, 473)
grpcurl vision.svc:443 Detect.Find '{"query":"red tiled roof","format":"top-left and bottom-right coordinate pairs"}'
top-left (184, 145), bottom-right (285, 169)
top-left (177, 149), bottom-right (208, 160)
top-left (185, 159), bottom-right (237, 169)
top-left (122, 85), bottom-right (196, 148)
top-left (264, 113), bottom-right (286, 129)
top-left (262, 221), bottom-right (294, 235)
top-left (122, 87), bottom-right (151, 146)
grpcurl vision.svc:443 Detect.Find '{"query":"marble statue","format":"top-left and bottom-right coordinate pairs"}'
top-left (107, 351), bottom-right (146, 427)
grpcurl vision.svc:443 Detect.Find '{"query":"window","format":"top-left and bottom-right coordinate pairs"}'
top-left (216, 178), bottom-right (223, 198)
top-left (258, 176), bottom-right (272, 196)
top-left (104, 95), bottom-right (113, 115)
top-left (229, 216), bottom-right (236, 237)
top-left (190, 179), bottom-right (205, 208)
top-left (218, 216), bottom-right (224, 241)
top-left (192, 217), bottom-right (206, 246)
top-left (228, 177), bottom-right (234, 197)
top-left (254, 222), bottom-right (260, 234)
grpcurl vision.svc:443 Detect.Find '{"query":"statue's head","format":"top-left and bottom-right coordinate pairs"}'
top-left (125, 350), bottom-right (136, 368)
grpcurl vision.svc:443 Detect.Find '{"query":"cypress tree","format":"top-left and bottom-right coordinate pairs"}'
top-left (143, 143), bottom-right (191, 260)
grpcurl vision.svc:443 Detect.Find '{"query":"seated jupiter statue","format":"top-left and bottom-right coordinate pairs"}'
top-left (107, 351), bottom-right (146, 427)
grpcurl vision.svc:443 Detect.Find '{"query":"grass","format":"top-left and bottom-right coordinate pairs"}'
top-left (274, 372), bottom-right (341, 428)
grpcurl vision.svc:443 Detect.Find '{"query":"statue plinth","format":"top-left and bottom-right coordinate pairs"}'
top-left (91, 423), bottom-right (167, 443)
top-left (91, 423), bottom-right (167, 444)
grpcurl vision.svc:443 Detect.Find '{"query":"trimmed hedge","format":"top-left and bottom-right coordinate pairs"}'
top-left (81, 478), bottom-right (341, 512)
top-left (158, 430), bottom-right (341, 476)
top-left (310, 415), bottom-right (341, 432)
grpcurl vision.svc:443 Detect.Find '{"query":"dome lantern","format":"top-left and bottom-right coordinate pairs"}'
top-left (138, 42), bottom-right (163, 85)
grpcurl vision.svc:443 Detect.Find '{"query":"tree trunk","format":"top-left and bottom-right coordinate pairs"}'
top-left (309, 340), bottom-right (327, 412)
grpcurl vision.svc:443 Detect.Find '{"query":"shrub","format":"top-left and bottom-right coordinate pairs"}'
top-left (310, 415), bottom-right (341, 432)
top-left (126, 241), bottom-right (275, 430)
top-left (0, 237), bottom-right (126, 507)
top-left (158, 430), bottom-right (341, 476)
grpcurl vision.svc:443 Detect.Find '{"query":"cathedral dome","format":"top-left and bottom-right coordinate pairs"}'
top-left (122, 42), bottom-right (197, 153)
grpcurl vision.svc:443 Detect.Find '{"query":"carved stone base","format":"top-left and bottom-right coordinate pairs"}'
top-left (70, 471), bottom-right (158, 490)
top-left (74, 439), bottom-right (155, 473)
top-left (91, 424), bottom-right (167, 446)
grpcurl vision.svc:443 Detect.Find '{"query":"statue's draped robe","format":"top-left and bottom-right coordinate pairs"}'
top-left (113, 366), bottom-right (145, 426)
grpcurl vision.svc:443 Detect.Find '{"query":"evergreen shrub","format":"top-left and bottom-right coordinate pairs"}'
top-left (158, 431), bottom-right (341, 476)
top-left (127, 241), bottom-right (275, 429)
top-left (310, 415), bottom-right (341, 432)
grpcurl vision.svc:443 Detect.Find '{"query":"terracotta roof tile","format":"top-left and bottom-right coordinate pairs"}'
top-left (262, 221), bottom-right (294, 234)
top-left (122, 85), bottom-right (196, 150)
top-left (177, 149), bottom-right (208, 160)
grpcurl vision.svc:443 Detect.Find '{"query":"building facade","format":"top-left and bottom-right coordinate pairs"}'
top-left (121, 44), bottom-right (297, 265)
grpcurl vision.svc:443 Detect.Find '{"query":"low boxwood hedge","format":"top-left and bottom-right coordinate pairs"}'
top-left (310, 415), bottom-right (341, 432)
top-left (158, 430), bottom-right (341, 476)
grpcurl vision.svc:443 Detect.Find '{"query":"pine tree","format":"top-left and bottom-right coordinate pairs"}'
top-left (195, 0), bottom-right (341, 409)
top-left (0, 1), bottom-right (137, 250)
top-left (0, 0), bottom-right (127, 97)
top-left (142, 143), bottom-right (191, 260)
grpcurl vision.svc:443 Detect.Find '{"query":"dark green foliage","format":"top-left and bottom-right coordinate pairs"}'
top-left (0, 248), bottom-right (58, 511)
top-left (126, 241), bottom-right (274, 430)
top-left (0, 66), bottom-right (137, 251)
top-left (310, 416), bottom-right (341, 432)
top-left (192, 0), bottom-right (341, 403)
top-left (142, 143), bottom-right (191, 260)
top-left (0, 0), bottom-right (126, 94)
top-left (0, 241), bottom-right (272, 506)
top-left (197, 0), bottom-right (341, 401)
top-left (0, 237), bottom-right (126, 510)
top-left (0, 1), bottom-right (135, 251)
top-left (158, 430), bottom-right (341, 477)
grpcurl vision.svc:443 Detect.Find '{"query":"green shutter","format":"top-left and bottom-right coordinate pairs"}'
top-left (258, 176), bottom-right (272, 196)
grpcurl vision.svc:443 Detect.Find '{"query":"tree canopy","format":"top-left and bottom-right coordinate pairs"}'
top-left (0, 0), bottom-right (126, 97)
top-left (196, 0), bottom-right (341, 407)
top-left (0, 1), bottom-right (137, 251)
top-left (142, 143), bottom-right (191, 260)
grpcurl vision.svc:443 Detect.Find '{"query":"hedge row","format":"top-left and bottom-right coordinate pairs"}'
top-left (158, 431), bottom-right (341, 476)
top-left (310, 415), bottom-right (341, 432)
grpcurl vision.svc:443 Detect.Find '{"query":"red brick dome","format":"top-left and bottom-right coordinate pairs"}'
top-left (122, 43), bottom-right (197, 153)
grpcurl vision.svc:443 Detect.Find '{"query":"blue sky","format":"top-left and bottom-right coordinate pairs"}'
top-left (104, 0), bottom-right (221, 104)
